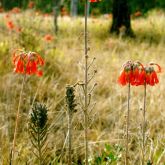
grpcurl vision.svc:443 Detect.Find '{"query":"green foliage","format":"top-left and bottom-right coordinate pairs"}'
top-left (16, 29), bottom-right (40, 51)
top-left (0, 41), bottom-right (10, 75)
top-left (29, 102), bottom-right (49, 165)
top-left (147, 160), bottom-right (153, 165)
top-left (33, 0), bottom-right (54, 13)
top-left (91, 144), bottom-right (122, 165)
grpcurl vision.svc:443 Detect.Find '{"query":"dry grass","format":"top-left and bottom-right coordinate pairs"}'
top-left (0, 9), bottom-right (165, 164)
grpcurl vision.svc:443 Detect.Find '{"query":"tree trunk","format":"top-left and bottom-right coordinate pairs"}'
top-left (54, 0), bottom-right (61, 34)
top-left (70, 0), bottom-right (78, 17)
top-left (110, 0), bottom-right (134, 37)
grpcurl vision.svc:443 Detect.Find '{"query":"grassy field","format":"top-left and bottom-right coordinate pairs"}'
top-left (0, 9), bottom-right (165, 164)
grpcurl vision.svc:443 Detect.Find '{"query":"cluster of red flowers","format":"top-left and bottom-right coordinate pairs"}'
top-left (13, 49), bottom-right (44, 77)
top-left (118, 61), bottom-right (161, 86)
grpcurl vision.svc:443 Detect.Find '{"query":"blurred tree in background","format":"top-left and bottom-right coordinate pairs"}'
top-left (70, 0), bottom-right (78, 17)
top-left (110, 0), bottom-right (133, 37)
top-left (0, 0), bottom-right (165, 14)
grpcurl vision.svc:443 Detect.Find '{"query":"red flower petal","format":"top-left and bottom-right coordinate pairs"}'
top-left (118, 70), bottom-right (127, 86)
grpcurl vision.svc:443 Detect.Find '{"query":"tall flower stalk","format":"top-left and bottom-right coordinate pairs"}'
top-left (118, 61), bottom-right (161, 165)
top-left (141, 63), bottom-right (161, 165)
top-left (142, 82), bottom-right (146, 165)
top-left (118, 61), bottom-right (134, 165)
top-left (118, 61), bottom-right (142, 165)
top-left (84, 0), bottom-right (89, 164)
top-left (83, 1), bottom-right (98, 163)
top-left (10, 49), bottom-right (44, 164)
top-left (125, 82), bottom-right (130, 165)
top-left (10, 74), bottom-right (26, 164)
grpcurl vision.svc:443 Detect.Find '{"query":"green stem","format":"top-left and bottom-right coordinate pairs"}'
top-left (125, 82), bottom-right (130, 165)
top-left (142, 83), bottom-right (146, 165)
top-left (84, 0), bottom-right (88, 165)
top-left (10, 74), bottom-right (26, 164)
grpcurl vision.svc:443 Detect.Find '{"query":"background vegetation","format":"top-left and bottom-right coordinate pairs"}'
top-left (1, 0), bottom-right (165, 13)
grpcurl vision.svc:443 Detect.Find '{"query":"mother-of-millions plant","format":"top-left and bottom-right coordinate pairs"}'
top-left (118, 61), bottom-right (161, 165)
top-left (137, 62), bottom-right (161, 165)
top-left (10, 49), bottom-right (44, 164)
top-left (29, 102), bottom-right (49, 165)
top-left (118, 61), bottom-right (135, 165)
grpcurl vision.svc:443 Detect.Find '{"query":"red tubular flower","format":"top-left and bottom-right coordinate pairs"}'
top-left (118, 70), bottom-right (127, 86)
top-left (138, 70), bottom-right (146, 85)
top-left (150, 71), bottom-right (159, 84)
top-left (118, 61), bottom-right (134, 86)
top-left (140, 63), bottom-right (161, 86)
top-left (12, 50), bottom-right (44, 77)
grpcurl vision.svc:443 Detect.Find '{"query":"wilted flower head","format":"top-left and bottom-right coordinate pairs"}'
top-left (118, 61), bottom-right (138, 86)
top-left (12, 49), bottom-right (44, 76)
top-left (142, 63), bottom-right (161, 86)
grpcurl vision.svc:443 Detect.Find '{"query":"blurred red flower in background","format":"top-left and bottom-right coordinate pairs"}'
top-left (0, 7), bottom-right (4, 13)
top-left (6, 21), bottom-right (15, 30)
top-left (11, 7), bottom-right (21, 14)
top-left (13, 49), bottom-right (44, 77)
top-left (134, 11), bottom-right (142, 17)
top-left (15, 27), bottom-right (22, 33)
top-left (44, 34), bottom-right (53, 42)
top-left (4, 14), bottom-right (10, 19)
top-left (90, 0), bottom-right (101, 2)
top-left (28, 1), bottom-right (35, 9)
top-left (90, 0), bottom-right (97, 2)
